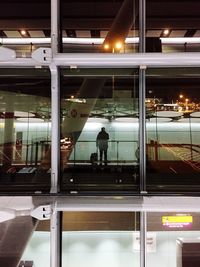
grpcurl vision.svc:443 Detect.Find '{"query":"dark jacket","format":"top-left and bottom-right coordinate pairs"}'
top-left (96, 130), bottom-right (109, 150)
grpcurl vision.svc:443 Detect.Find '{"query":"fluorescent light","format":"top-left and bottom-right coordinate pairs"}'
top-left (14, 111), bottom-right (35, 117)
top-left (1, 36), bottom-right (200, 45)
top-left (63, 37), bottom-right (104, 45)
top-left (16, 117), bottom-right (44, 122)
top-left (0, 37), bottom-right (51, 45)
top-left (160, 37), bottom-right (200, 44)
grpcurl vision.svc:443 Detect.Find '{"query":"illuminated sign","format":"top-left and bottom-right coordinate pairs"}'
top-left (162, 215), bottom-right (193, 228)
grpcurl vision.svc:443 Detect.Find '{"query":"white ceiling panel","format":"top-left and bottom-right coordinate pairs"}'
top-left (29, 30), bottom-right (45, 38)
top-left (4, 31), bottom-right (21, 38)
top-left (76, 30), bottom-right (91, 38)
top-left (146, 30), bottom-right (162, 37)
top-left (170, 30), bottom-right (187, 37)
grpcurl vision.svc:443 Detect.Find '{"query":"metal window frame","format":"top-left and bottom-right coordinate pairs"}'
top-left (0, 0), bottom-right (200, 267)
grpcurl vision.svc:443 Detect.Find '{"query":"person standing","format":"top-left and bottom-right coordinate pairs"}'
top-left (96, 127), bottom-right (109, 165)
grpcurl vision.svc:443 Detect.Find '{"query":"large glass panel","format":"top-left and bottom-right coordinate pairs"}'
top-left (61, 0), bottom-right (139, 53)
top-left (146, 68), bottom-right (200, 193)
top-left (21, 213), bottom-right (50, 267)
top-left (0, 196), bottom-right (39, 267)
top-left (147, 212), bottom-right (200, 267)
top-left (146, 0), bottom-right (200, 52)
top-left (62, 212), bottom-right (140, 267)
top-left (0, 68), bottom-right (51, 193)
top-left (60, 68), bottom-right (139, 194)
top-left (0, 1), bottom-right (51, 57)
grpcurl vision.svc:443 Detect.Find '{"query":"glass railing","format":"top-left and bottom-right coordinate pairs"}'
top-left (68, 140), bottom-right (138, 165)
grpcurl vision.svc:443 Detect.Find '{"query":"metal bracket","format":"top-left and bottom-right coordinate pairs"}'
top-left (32, 47), bottom-right (52, 64)
top-left (140, 65), bottom-right (147, 70)
top-left (31, 205), bottom-right (52, 220)
top-left (0, 46), bottom-right (16, 61)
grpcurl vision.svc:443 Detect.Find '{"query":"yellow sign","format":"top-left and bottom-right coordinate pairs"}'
top-left (162, 215), bottom-right (192, 224)
top-left (162, 215), bottom-right (193, 227)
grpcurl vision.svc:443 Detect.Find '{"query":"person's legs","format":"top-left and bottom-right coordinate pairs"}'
top-left (104, 149), bottom-right (107, 164)
top-left (99, 149), bottom-right (103, 164)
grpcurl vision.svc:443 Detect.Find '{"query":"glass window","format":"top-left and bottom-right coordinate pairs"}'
top-left (60, 68), bottom-right (139, 194)
top-left (0, 68), bottom-right (51, 193)
top-left (62, 212), bottom-right (140, 267)
top-left (147, 212), bottom-right (200, 267)
top-left (0, 1), bottom-right (51, 57)
top-left (21, 217), bottom-right (50, 267)
top-left (60, 0), bottom-right (139, 53)
top-left (146, 0), bottom-right (200, 53)
top-left (146, 68), bottom-right (200, 192)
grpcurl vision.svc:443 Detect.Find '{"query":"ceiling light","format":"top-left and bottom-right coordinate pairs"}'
top-left (103, 43), bottom-right (110, 50)
top-left (20, 29), bottom-right (27, 36)
top-left (14, 111), bottom-right (35, 117)
top-left (1, 36), bottom-right (200, 46)
top-left (163, 29), bottom-right (170, 36)
top-left (16, 117), bottom-right (44, 122)
top-left (115, 41), bottom-right (123, 50)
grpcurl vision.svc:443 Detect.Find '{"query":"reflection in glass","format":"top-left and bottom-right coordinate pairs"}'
top-left (21, 220), bottom-right (50, 267)
top-left (147, 212), bottom-right (200, 267)
top-left (146, 0), bottom-right (200, 53)
top-left (62, 212), bottom-right (140, 267)
top-left (60, 70), bottom-right (139, 193)
top-left (0, 68), bottom-right (51, 192)
top-left (146, 68), bottom-right (200, 192)
top-left (61, 0), bottom-right (139, 53)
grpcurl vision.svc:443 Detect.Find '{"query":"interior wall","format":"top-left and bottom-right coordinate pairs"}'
top-left (21, 230), bottom-right (200, 267)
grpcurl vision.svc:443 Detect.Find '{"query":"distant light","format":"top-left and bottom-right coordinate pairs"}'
top-left (163, 29), bottom-right (170, 36)
top-left (179, 94), bottom-right (184, 99)
top-left (66, 97), bottom-right (86, 103)
top-left (16, 117), bottom-right (44, 122)
top-left (20, 29), bottom-right (27, 36)
top-left (103, 43), bottom-right (110, 50)
top-left (115, 41), bottom-right (123, 50)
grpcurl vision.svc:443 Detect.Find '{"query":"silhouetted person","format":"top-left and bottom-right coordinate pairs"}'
top-left (96, 127), bottom-right (109, 165)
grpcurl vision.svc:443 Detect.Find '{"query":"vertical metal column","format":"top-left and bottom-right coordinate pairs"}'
top-left (51, 0), bottom-right (60, 55)
top-left (139, 67), bottom-right (146, 193)
top-left (50, 1), bottom-right (62, 267)
top-left (140, 211), bottom-right (147, 267)
top-left (139, 0), bottom-right (146, 53)
top-left (50, 63), bottom-right (60, 193)
top-left (139, 1), bottom-right (147, 267)
top-left (139, 0), bottom-right (147, 193)
top-left (50, 0), bottom-right (60, 192)
top-left (50, 204), bottom-right (62, 267)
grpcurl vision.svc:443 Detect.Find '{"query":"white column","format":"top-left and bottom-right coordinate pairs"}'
top-left (50, 203), bottom-right (62, 267)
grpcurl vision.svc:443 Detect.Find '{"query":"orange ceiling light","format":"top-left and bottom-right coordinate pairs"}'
top-left (115, 41), bottom-right (123, 50)
top-left (103, 43), bottom-right (110, 50)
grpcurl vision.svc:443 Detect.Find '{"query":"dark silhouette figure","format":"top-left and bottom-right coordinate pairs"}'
top-left (96, 127), bottom-right (109, 165)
